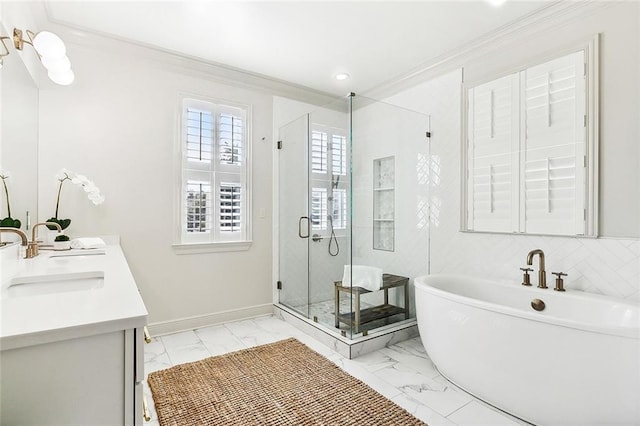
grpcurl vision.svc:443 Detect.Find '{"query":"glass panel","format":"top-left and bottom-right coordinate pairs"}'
top-left (350, 94), bottom-right (431, 337)
top-left (277, 94), bottom-right (431, 341)
top-left (307, 98), bottom-right (352, 336)
top-left (277, 114), bottom-right (310, 317)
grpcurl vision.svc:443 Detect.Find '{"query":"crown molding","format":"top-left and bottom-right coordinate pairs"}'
top-left (40, 3), bottom-right (337, 107)
top-left (34, 0), bottom-right (614, 104)
top-left (364, 0), bottom-right (614, 100)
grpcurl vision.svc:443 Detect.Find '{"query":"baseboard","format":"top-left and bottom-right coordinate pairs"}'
top-left (147, 303), bottom-right (275, 337)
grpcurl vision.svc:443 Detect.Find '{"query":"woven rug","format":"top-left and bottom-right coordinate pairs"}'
top-left (148, 338), bottom-right (427, 426)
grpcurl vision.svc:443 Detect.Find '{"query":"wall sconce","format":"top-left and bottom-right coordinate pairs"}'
top-left (0, 28), bottom-right (74, 85)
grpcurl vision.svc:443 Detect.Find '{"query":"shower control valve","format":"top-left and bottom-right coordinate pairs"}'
top-left (520, 267), bottom-right (533, 286)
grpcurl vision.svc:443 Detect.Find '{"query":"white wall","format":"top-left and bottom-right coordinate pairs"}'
top-left (37, 42), bottom-right (278, 327)
top-left (386, 2), bottom-right (640, 300)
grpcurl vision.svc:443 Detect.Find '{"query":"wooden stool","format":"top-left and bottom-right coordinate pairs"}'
top-left (334, 273), bottom-right (409, 334)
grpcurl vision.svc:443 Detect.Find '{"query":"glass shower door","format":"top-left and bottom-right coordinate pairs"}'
top-left (307, 100), bottom-right (351, 334)
top-left (277, 115), bottom-right (310, 317)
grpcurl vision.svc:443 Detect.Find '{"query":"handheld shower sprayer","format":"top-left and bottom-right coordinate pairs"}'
top-left (328, 174), bottom-right (341, 256)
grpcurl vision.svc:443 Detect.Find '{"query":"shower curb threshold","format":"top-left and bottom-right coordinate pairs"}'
top-left (272, 303), bottom-right (419, 359)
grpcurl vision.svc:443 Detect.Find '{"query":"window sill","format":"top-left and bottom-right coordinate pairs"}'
top-left (172, 241), bottom-right (253, 254)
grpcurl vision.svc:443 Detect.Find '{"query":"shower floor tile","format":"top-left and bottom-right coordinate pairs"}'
top-left (144, 315), bottom-right (529, 426)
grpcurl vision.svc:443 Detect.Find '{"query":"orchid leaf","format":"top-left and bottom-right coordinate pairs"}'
top-left (46, 217), bottom-right (71, 230)
top-left (0, 217), bottom-right (21, 229)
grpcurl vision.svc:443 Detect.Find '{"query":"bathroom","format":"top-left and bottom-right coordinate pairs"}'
top-left (1, 1), bottom-right (638, 425)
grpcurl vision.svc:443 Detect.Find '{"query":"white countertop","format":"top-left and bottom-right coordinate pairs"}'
top-left (1, 242), bottom-right (148, 351)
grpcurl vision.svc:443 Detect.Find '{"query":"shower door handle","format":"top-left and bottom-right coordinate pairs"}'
top-left (298, 216), bottom-right (309, 239)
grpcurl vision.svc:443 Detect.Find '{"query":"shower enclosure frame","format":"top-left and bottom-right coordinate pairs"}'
top-left (274, 93), bottom-right (431, 342)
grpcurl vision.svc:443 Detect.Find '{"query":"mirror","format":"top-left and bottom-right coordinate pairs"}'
top-left (1, 26), bottom-right (39, 232)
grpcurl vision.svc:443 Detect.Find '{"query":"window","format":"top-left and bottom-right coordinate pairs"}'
top-left (178, 98), bottom-right (250, 247)
top-left (310, 125), bottom-right (347, 233)
top-left (463, 46), bottom-right (598, 236)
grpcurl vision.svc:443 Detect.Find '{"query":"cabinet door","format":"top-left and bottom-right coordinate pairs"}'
top-left (1, 331), bottom-right (126, 425)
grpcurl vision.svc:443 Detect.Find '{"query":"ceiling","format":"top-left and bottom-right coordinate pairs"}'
top-left (45, 1), bottom-right (552, 95)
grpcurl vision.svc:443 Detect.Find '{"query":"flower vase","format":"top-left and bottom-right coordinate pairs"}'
top-left (43, 229), bottom-right (60, 245)
top-left (53, 240), bottom-right (71, 251)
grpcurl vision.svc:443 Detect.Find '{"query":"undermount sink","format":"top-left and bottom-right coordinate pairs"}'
top-left (7, 270), bottom-right (105, 297)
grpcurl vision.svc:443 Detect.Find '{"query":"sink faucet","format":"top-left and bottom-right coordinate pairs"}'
top-left (0, 227), bottom-right (29, 246)
top-left (526, 249), bottom-right (547, 289)
top-left (28, 222), bottom-right (63, 258)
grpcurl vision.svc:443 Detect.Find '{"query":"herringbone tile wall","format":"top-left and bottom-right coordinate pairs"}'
top-left (388, 68), bottom-right (640, 302)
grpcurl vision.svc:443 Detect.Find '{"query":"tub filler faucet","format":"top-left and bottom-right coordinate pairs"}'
top-left (526, 249), bottom-right (547, 289)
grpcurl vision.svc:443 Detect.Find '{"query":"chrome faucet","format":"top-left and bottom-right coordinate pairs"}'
top-left (28, 222), bottom-right (62, 258)
top-left (0, 227), bottom-right (29, 246)
top-left (526, 249), bottom-right (547, 289)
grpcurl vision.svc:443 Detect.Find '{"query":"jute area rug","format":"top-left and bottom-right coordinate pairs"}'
top-left (148, 338), bottom-right (427, 425)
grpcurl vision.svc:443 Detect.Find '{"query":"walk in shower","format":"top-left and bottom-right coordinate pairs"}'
top-left (277, 93), bottom-right (431, 340)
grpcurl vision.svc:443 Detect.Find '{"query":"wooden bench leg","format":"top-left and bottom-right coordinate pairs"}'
top-left (335, 284), bottom-right (340, 328)
top-left (404, 282), bottom-right (410, 320)
top-left (354, 291), bottom-right (360, 334)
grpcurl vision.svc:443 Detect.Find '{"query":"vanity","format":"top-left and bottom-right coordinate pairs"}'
top-left (0, 239), bottom-right (148, 425)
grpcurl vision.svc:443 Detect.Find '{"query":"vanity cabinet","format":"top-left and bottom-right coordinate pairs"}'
top-left (0, 327), bottom-right (145, 425)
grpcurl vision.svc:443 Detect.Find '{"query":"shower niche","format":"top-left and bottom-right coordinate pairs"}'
top-left (373, 156), bottom-right (395, 251)
top-left (277, 94), bottom-right (430, 342)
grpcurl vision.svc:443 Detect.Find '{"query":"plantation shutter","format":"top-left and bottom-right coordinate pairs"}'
top-left (311, 131), bottom-right (328, 174)
top-left (219, 182), bottom-right (242, 233)
top-left (332, 188), bottom-right (347, 229)
top-left (331, 134), bottom-right (347, 176)
top-left (521, 51), bottom-right (586, 235)
top-left (185, 180), bottom-right (213, 233)
top-left (215, 106), bottom-right (246, 241)
top-left (182, 99), bottom-right (248, 243)
top-left (467, 73), bottom-right (520, 232)
top-left (311, 188), bottom-right (328, 230)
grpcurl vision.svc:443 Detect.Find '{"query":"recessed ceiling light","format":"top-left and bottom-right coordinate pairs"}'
top-left (486, 0), bottom-right (507, 6)
top-left (335, 73), bottom-right (350, 81)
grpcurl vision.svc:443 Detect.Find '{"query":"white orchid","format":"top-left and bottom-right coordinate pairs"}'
top-left (55, 168), bottom-right (73, 181)
top-left (50, 168), bottom-right (105, 230)
top-left (1, 170), bottom-right (21, 228)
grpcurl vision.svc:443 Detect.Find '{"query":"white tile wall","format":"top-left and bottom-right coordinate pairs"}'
top-left (386, 68), bottom-right (640, 302)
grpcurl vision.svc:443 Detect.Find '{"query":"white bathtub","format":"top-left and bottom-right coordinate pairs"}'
top-left (415, 274), bottom-right (640, 426)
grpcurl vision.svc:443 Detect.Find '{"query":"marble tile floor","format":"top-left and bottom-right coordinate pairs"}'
top-left (144, 314), bottom-right (529, 426)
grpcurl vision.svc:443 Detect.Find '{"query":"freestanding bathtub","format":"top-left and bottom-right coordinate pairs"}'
top-left (415, 274), bottom-right (640, 426)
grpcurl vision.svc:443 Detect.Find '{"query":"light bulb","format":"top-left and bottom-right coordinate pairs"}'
top-left (48, 69), bottom-right (74, 86)
top-left (335, 73), bottom-right (350, 81)
top-left (41, 55), bottom-right (71, 73)
top-left (33, 31), bottom-right (66, 58)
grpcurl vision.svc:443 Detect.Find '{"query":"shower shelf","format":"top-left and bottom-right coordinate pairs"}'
top-left (373, 156), bottom-right (395, 251)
